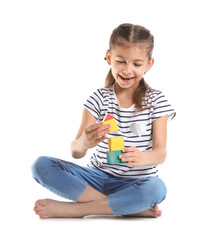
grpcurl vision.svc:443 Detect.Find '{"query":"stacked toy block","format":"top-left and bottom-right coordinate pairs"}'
top-left (104, 114), bottom-right (126, 164)
top-left (103, 114), bottom-right (118, 133)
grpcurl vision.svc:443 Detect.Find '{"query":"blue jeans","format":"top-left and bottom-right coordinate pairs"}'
top-left (31, 156), bottom-right (167, 215)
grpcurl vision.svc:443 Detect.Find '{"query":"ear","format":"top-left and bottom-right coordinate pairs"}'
top-left (145, 58), bottom-right (154, 73)
top-left (106, 49), bottom-right (111, 66)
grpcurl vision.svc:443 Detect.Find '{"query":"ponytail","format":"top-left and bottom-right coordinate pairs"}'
top-left (105, 69), bottom-right (115, 86)
top-left (133, 78), bottom-right (151, 111)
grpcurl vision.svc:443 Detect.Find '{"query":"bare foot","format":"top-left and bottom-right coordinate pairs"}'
top-left (33, 199), bottom-right (83, 219)
top-left (33, 199), bottom-right (162, 219)
top-left (123, 205), bottom-right (162, 218)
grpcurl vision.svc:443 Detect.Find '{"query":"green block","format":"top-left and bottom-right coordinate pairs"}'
top-left (107, 150), bottom-right (127, 164)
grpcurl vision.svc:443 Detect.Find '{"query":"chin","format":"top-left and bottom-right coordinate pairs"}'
top-left (115, 81), bottom-right (130, 88)
top-left (116, 79), bottom-right (139, 89)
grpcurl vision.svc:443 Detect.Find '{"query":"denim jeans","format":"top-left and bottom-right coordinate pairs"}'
top-left (31, 156), bottom-right (167, 215)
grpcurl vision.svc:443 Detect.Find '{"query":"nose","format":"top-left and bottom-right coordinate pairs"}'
top-left (123, 63), bottom-right (132, 74)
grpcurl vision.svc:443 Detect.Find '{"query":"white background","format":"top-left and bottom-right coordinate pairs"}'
top-left (0, 0), bottom-right (215, 239)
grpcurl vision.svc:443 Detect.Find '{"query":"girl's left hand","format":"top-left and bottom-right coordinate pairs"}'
top-left (119, 147), bottom-right (145, 167)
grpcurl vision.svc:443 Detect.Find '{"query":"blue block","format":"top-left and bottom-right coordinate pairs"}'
top-left (107, 150), bottom-right (127, 164)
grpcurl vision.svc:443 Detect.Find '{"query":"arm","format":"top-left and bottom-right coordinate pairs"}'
top-left (119, 115), bottom-right (168, 166)
top-left (70, 108), bottom-right (110, 159)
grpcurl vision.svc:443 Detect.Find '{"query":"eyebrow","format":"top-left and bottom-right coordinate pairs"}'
top-left (115, 55), bottom-right (145, 62)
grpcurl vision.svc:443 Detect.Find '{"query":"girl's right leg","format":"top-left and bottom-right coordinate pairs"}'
top-left (31, 156), bottom-right (106, 202)
top-left (31, 156), bottom-right (110, 218)
top-left (33, 196), bottom-right (113, 219)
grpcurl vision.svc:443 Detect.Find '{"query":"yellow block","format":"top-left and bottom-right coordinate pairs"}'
top-left (104, 118), bottom-right (118, 133)
top-left (108, 137), bottom-right (124, 151)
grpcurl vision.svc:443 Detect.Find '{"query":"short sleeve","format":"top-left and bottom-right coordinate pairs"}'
top-left (83, 89), bottom-right (104, 121)
top-left (152, 91), bottom-right (176, 122)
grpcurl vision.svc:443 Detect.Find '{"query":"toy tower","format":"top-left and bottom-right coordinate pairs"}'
top-left (104, 114), bottom-right (126, 164)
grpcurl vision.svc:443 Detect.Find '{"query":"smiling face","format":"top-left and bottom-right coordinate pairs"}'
top-left (106, 43), bottom-right (154, 92)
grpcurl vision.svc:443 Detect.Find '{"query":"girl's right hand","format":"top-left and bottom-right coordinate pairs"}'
top-left (81, 122), bottom-right (110, 150)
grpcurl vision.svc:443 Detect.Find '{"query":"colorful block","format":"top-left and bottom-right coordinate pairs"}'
top-left (107, 150), bottom-right (127, 164)
top-left (104, 114), bottom-right (114, 121)
top-left (104, 118), bottom-right (118, 133)
top-left (108, 136), bottom-right (124, 151)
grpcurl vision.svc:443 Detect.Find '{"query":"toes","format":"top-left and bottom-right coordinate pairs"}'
top-left (40, 216), bottom-right (48, 219)
top-left (152, 208), bottom-right (162, 217)
top-left (33, 199), bottom-right (51, 219)
top-left (34, 200), bottom-right (41, 207)
top-left (33, 199), bottom-right (48, 213)
top-left (34, 204), bottom-right (47, 217)
top-left (34, 205), bottom-right (42, 212)
top-left (34, 208), bottom-right (48, 218)
top-left (152, 205), bottom-right (159, 211)
top-left (149, 205), bottom-right (162, 218)
top-left (35, 199), bottom-right (48, 207)
top-left (39, 213), bottom-right (49, 219)
top-left (158, 210), bottom-right (162, 217)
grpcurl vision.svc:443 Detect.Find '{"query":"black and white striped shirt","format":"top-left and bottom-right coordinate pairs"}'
top-left (84, 85), bottom-right (176, 179)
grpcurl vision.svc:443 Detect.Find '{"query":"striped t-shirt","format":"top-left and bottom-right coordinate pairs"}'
top-left (84, 85), bottom-right (176, 179)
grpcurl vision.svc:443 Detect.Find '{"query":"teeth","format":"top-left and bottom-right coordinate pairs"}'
top-left (121, 75), bottom-right (132, 80)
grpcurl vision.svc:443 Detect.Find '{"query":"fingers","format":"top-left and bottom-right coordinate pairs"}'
top-left (86, 122), bottom-right (104, 132)
top-left (119, 147), bottom-right (137, 162)
top-left (122, 147), bottom-right (136, 153)
top-left (86, 122), bottom-right (110, 139)
top-left (119, 147), bottom-right (144, 167)
top-left (92, 126), bottom-right (110, 139)
top-left (119, 153), bottom-right (135, 162)
top-left (94, 135), bottom-right (107, 145)
top-left (84, 122), bottom-right (111, 150)
top-left (86, 122), bottom-right (110, 137)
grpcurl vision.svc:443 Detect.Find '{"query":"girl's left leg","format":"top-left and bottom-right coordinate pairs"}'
top-left (108, 176), bottom-right (167, 216)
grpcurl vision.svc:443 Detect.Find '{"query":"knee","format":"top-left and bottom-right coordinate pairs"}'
top-left (148, 177), bottom-right (167, 204)
top-left (138, 177), bottom-right (167, 206)
top-left (31, 156), bottom-right (53, 183)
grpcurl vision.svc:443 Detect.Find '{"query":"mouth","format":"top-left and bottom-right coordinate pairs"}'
top-left (119, 74), bottom-right (135, 83)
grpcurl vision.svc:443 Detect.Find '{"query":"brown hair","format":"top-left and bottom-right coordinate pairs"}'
top-left (105, 23), bottom-right (154, 111)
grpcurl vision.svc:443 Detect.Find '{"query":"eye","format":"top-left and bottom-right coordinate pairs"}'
top-left (134, 63), bottom-right (142, 67)
top-left (116, 60), bottom-right (126, 64)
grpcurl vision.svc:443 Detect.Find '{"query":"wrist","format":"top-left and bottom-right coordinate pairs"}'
top-left (71, 137), bottom-right (88, 159)
top-left (142, 148), bottom-right (167, 165)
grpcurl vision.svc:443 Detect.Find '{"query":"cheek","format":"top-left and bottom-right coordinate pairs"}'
top-left (135, 69), bottom-right (145, 78)
top-left (111, 67), bottom-right (116, 76)
top-left (111, 64), bottom-right (122, 75)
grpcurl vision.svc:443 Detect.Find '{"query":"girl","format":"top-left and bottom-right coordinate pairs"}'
top-left (32, 23), bottom-right (176, 219)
